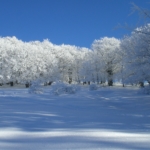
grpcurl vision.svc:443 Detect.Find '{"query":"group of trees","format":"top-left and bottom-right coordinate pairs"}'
top-left (0, 36), bottom-right (123, 86)
top-left (0, 4), bottom-right (150, 87)
top-left (0, 36), bottom-right (90, 86)
top-left (0, 24), bottom-right (149, 87)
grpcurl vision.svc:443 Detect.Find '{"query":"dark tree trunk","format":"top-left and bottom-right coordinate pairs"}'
top-left (69, 78), bottom-right (72, 84)
top-left (139, 82), bottom-right (144, 88)
top-left (107, 66), bottom-right (113, 86)
top-left (25, 82), bottom-right (30, 88)
top-left (48, 81), bottom-right (53, 85)
top-left (108, 80), bottom-right (113, 86)
top-left (10, 82), bottom-right (14, 86)
top-left (83, 81), bottom-right (86, 85)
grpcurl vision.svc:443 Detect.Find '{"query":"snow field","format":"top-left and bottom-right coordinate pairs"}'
top-left (0, 85), bottom-right (150, 149)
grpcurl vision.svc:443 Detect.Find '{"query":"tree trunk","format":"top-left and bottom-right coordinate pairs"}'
top-left (48, 81), bottom-right (53, 85)
top-left (83, 81), bottom-right (86, 85)
top-left (25, 82), bottom-right (30, 88)
top-left (139, 82), bottom-right (144, 88)
top-left (68, 78), bottom-right (72, 84)
top-left (10, 82), bottom-right (14, 86)
top-left (107, 65), bottom-right (113, 86)
top-left (108, 79), bottom-right (113, 86)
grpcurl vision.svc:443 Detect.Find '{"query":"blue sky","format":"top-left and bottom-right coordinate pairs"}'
top-left (0, 0), bottom-right (149, 48)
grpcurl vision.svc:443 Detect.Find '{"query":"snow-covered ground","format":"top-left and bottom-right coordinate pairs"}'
top-left (0, 85), bottom-right (150, 150)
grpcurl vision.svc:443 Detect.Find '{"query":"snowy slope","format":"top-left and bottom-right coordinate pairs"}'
top-left (0, 85), bottom-right (150, 150)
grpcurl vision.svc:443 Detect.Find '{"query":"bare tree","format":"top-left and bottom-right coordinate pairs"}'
top-left (131, 3), bottom-right (150, 21)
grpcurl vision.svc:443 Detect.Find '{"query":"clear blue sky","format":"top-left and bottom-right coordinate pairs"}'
top-left (0, 0), bottom-right (149, 48)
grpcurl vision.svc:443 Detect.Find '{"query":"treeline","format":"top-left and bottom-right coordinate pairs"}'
top-left (0, 24), bottom-right (150, 87)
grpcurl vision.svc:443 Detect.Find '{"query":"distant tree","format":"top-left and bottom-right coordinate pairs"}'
top-left (80, 53), bottom-right (93, 83)
top-left (92, 37), bottom-right (121, 86)
top-left (120, 24), bottom-right (150, 86)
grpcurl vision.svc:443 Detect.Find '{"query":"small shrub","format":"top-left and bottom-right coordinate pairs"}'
top-left (89, 84), bottom-right (98, 91)
top-left (28, 81), bottom-right (43, 94)
top-left (52, 82), bottom-right (80, 95)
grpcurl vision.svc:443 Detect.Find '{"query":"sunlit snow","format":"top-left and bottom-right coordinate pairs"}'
top-left (0, 85), bottom-right (150, 149)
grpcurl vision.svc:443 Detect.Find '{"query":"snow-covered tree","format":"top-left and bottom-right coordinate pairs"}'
top-left (0, 37), bottom-right (58, 86)
top-left (92, 37), bottom-right (121, 86)
top-left (121, 24), bottom-right (150, 86)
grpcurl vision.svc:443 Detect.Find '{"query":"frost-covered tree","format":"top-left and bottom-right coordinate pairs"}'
top-left (92, 37), bottom-right (121, 86)
top-left (0, 37), bottom-right (58, 86)
top-left (71, 48), bottom-right (84, 83)
top-left (0, 37), bottom-right (25, 84)
top-left (80, 51), bottom-right (93, 84)
top-left (121, 24), bottom-right (150, 86)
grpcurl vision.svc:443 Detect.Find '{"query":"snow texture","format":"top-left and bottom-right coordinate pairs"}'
top-left (139, 85), bottom-right (150, 95)
top-left (0, 85), bottom-right (150, 150)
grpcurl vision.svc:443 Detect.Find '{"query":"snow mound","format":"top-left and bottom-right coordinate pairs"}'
top-left (89, 84), bottom-right (98, 91)
top-left (141, 86), bottom-right (150, 95)
top-left (28, 81), bottom-right (43, 94)
top-left (52, 82), bottom-right (80, 95)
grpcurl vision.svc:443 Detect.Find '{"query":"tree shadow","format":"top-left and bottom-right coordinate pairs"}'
top-left (0, 87), bottom-right (150, 149)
